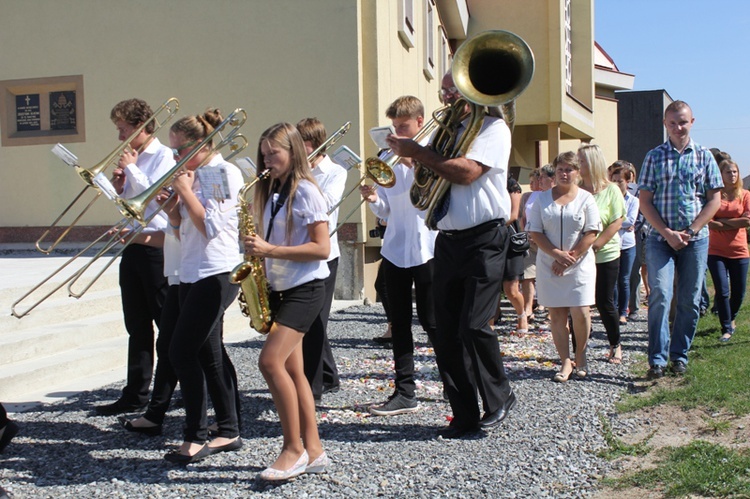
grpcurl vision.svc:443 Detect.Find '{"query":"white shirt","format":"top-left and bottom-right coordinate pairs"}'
top-left (368, 161), bottom-right (437, 268)
top-left (437, 116), bottom-right (512, 231)
top-left (263, 179), bottom-right (330, 292)
top-left (121, 137), bottom-right (175, 234)
top-left (311, 155), bottom-right (347, 262)
top-left (619, 191), bottom-right (639, 250)
top-left (177, 154), bottom-right (243, 283)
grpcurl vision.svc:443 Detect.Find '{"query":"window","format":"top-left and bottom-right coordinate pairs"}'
top-left (423, 0), bottom-right (435, 79)
top-left (564, 0), bottom-right (572, 94)
top-left (398, 0), bottom-right (415, 48)
top-left (439, 27), bottom-right (450, 79)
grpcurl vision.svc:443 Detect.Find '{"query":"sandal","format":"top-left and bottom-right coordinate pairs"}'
top-left (606, 344), bottom-right (622, 364)
top-left (574, 365), bottom-right (588, 379)
top-left (553, 371), bottom-right (570, 383)
top-left (720, 328), bottom-right (735, 343)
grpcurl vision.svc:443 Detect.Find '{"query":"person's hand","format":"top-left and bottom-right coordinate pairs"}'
top-left (118, 147), bottom-right (138, 169)
top-left (107, 226), bottom-right (133, 245)
top-left (551, 260), bottom-right (567, 276)
top-left (554, 248), bottom-right (577, 267)
top-left (665, 228), bottom-right (689, 250)
top-left (172, 170), bottom-right (195, 195)
top-left (244, 234), bottom-right (273, 258)
top-left (385, 135), bottom-right (420, 158)
top-left (111, 167), bottom-right (126, 194)
top-left (359, 184), bottom-right (378, 203)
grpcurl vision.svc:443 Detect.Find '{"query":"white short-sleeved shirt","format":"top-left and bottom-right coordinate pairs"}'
top-left (121, 137), bottom-right (175, 234)
top-left (437, 116), bottom-right (512, 231)
top-left (177, 154), bottom-right (243, 283)
top-left (263, 179), bottom-right (330, 292)
top-left (368, 160), bottom-right (437, 268)
top-left (311, 155), bottom-right (347, 262)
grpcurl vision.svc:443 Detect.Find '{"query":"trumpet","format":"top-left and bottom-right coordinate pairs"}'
top-left (35, 97), bottom-right (180, 254)
top-left (326, 114), bottom-right (448, 237)
top-left (11, 109), bottom-right (247, 318)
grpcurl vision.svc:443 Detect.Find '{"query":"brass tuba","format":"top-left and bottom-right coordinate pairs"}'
top-left (229, 170), bottom-right (273, 334)
top-left (410, 30), bottom-right (535, 229)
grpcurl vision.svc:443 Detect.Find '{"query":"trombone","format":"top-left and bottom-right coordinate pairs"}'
top-left (327, 113), bottom-right (447, 237)
top-left (11, 109), bottom-right (247, 318)
top-left (35, 97), bottom-right (180, 254)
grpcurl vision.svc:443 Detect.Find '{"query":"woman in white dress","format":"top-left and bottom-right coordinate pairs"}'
top-left (527, 152), bottom-right (600, 382)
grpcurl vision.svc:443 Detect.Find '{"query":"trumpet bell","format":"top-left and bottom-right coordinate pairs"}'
top-left (452, 30), bottom-right (535, 108)
top-left (363, 157), bottom-right (397, 188)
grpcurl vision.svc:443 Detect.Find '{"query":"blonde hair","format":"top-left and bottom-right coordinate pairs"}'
top-left (254, 122), bottom-right (320, 243)
top-left (578, 144), bottom-right (610, 193)
top-left (385, 95), bottom-right (424, 120)
top-left (720, 160), bottom-right (743, 199)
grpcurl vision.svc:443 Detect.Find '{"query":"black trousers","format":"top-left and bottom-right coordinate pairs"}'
top-left (0, 403), bottom-right (7, 429)
top-left (169, 274), bottom-right (240, 443)
top-left (119, 243), bottom-right (167, 406)
top-left (375, 258), bottom-right (392, 322)
top-left (381, 258), bottom-right (437, 398)
top-left (302, 258), bottom-right (341, 398)
top-left (433, 225), bottom-right (512, 427)
top-left (595, 258), bottom-right (621, 347)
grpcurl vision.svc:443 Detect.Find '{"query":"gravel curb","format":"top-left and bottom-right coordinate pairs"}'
top-left (0, 302), bottom-right (648, 498)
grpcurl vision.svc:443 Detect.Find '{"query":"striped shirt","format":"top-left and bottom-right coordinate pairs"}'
top-left (638, 139), bottom-right (722, 240)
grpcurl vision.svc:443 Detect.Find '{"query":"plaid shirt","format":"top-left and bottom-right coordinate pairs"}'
top-left (638, 138), bottom-right (723, 240)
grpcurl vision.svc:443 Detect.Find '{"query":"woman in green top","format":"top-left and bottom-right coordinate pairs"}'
top-left (578, 145), bottom-right (626, 364)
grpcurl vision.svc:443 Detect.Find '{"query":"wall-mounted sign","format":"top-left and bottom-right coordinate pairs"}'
top-left (49, 91), bottom-right (76, 130)
top-left (15, 94), bottom-right (41, 132)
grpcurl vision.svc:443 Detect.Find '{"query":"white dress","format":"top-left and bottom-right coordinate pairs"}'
top-left (527, 188), bottom-right (600, 307)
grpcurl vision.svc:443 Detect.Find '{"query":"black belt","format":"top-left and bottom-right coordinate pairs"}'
top-left (440, 218), bottom-right (505, 240)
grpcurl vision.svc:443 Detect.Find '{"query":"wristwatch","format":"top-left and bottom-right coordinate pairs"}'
top-left (684, 227), bottom-right (695, 238)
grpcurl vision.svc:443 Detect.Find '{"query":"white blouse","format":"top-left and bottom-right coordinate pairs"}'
top-left (263, 179), bottom-right (330, 292)
top-left (122, 137), bottom-right (175, 234)
top-left (177, 154), bottom-right (243, 283)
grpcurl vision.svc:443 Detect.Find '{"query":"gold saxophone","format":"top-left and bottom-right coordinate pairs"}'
top-left (229, 170), bottom-right (273, 334)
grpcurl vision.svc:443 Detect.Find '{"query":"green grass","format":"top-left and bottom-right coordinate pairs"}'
top-left (596, 413), bottom-right (653, 460)
top-left (616, 296), bottom-right (750, 416)
top-left (600, 279), bottom-right (750, 496)
top-left (607, 440), bottom-right (750, 497)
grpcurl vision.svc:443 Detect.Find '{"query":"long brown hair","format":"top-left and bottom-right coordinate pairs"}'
top-left (254, 122), bottom-right (320, 243)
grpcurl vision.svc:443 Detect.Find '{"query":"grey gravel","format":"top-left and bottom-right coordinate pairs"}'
top-left (0, 302), bottom-right (649, 498)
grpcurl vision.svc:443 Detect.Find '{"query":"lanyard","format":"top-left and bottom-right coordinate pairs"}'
top-left (265, 178), bottom-right (291, 241)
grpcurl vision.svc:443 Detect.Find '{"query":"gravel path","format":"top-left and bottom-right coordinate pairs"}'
top-left (0, 302), bottom-right (647, 498)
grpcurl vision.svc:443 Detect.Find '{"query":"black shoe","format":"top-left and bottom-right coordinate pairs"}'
top-left (670, 360), bottom-right (687, 375)
top-left (0, 420), bottom-right (19, 453)
top-left (369, 393), bottom-right (418, 416)
top-left (117, 416), bottom-right (162, 437)
top-left (479, 390), bottom-right (517, 429)
top-left (208, 437), bottom-right (242, 455)
top-left (95, 399), bottom-right (147, 416)
top-left (437, 423), bottom-right (480, 440)
top-left (322, 385), bottom-right (340, 396)
top-left (372, 335), bottom-right (393, 345)
top-left (164, 444), bottom-right (212, 465)
top-left (646, 365), bottom-right (665, 380)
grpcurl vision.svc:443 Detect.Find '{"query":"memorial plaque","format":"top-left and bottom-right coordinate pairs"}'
top-left (15, 94), bottom-right (41, 131)
top-left (50, 91), bottom-right (77, 130)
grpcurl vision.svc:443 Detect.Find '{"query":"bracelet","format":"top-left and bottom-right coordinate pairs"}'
top-left (169, 222), bottom-right (180, 230)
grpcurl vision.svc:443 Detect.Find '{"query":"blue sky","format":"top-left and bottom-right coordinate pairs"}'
top-left (595, 0), bottom-right (750, 177)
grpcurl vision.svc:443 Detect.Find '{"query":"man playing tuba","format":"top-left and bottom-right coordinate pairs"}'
top-left (386, 70), bottom-right (516, 439)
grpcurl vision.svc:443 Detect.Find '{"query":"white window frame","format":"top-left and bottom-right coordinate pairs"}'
top-left (398, 0), bottom-right (415, 48)
top-left (439, 27), bottom-right (450, 80)
top-left (564, 0), bottom-right (572, 94)
top-left (423, 0), bottom-right (436, 79)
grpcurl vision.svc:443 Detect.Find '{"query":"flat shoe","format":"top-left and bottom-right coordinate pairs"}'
top-left (258, 451), bottom-right (308, 481)
top-left (552, 371), bottom-right (570, 383)
top-left (208, 437), bottom-right (243, 455)
top-left (372, 336), bottom-right (392, 344)
top-left (117, 416), bottom-right (162, 437)
top-left (0, 421), bottom-right (19, 453)
top-left (574, 366), bottom-right (588, 379)
top-left (305, 451), bottom-right (330, 474)
top-left (164, 444), bottom-right (212, 465)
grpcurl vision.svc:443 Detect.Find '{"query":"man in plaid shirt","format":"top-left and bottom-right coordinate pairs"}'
top-left (638, 100), bottom-right (723, 379)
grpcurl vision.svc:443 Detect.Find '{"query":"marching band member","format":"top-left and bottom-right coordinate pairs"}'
top-left (386, 71), bottom-right (516, 438)
top-left (360, 96), bottom-right (439, 416)
top-left (161, 109), bottom-right (244, 464)
top-left (296, 118), bottom-right (346, 403)
top-left (95, 99), bottom-right (173, 416)
top-left (244, 123), bottom-right (331, 480)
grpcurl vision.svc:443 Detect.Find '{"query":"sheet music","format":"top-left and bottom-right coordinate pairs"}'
top-left (51, 143), bottom-right (78, 167)
top-left (197, 165), bottom-right (231, 200)
top-left (332, 145), bottom-right (361, 171)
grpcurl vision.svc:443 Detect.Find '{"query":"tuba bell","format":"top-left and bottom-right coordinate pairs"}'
top-left (410, 30), bottom-right (535, 229)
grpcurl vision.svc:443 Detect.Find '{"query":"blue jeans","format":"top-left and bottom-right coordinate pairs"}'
top-left (707, 255), bottom-right (749, 333)
top-left (645, 235), bottom-right (708, 367)
top-left (616, 246), bottom-right (637, 317)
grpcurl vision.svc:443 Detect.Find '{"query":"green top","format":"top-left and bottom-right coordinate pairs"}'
top-left (593, 182), bottom-right (626, 264)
